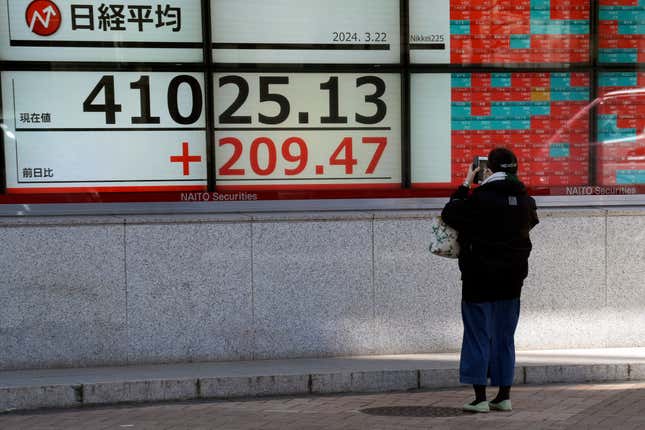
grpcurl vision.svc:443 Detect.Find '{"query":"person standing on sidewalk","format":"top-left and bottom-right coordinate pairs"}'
top-left (441, 147), bottom-right (539, 413)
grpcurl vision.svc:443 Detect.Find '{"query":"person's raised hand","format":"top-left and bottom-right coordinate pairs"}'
top-left (465, 164), bottom-right (480, 186)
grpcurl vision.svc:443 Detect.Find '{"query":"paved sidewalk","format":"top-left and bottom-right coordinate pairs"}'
top-left (2, 381), bottom-right (645, 429)
top-left (2, 348), bottom-right (645, 412)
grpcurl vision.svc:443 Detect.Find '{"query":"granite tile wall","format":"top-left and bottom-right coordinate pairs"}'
top-left (373, 214), bottom-right (462, 354)
top-left (517, 211), bottom-right (609, 349)
top-left (605, 214), bottom-right (645, 347)
top-left (252, 217), bottom-right (374, 359)
top-left (1, 209), bottom-right (644, 369)
top-left (125, 222), bottom-right (254, 364)
top-left (0, 223), bottom-right (128, 369)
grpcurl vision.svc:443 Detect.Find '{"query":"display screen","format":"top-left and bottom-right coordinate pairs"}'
top-left (409, 0), bottom-right (590, 64)
top-left (0, 0), bottom-right (203, 62)
top-left (599, 0), bottom-right (645, 64)
top-left (211, 0), bottom-right (400, 64)
top-left (411, 72), bottom-right (591, 187)
top-left (213, 73), bottom-right (402, 189)
top-left (596, 71), bottom-right (645, 185)
top-left (0, 1), bottom-right (643, 206)
top-left (2, 71), bottom-right (207, 193)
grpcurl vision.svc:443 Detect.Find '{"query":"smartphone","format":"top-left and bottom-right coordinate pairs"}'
top-left (472, 156), bottom-right (488, 184)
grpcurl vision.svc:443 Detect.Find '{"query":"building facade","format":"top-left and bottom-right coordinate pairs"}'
top-left (1, 0), bottom-right (644, 369)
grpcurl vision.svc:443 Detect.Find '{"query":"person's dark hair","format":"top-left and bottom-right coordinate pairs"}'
top-left (488, 147), bottom-right (518, 174)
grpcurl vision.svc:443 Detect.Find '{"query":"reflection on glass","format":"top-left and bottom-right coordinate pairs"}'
top-left (411, 72), bottom-right (591, 188)
top-left (596, 72), bottom-right (645, 185)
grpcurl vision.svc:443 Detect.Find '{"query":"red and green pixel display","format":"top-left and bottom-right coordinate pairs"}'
top-left (599, 0), bottom-right (645, 64)
top-left (450, 0), bottom-right (590, 64)
top-left (450, 72), bottom-right (590, 187)
top-left (596, 72), bottom-right (645, 185)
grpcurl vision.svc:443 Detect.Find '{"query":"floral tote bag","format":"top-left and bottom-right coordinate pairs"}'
top-left (428, 216), bottom-right (460, 258)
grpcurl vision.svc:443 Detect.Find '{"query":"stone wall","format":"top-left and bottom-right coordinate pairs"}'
top-left (1, 208), bottom-right (643, 370)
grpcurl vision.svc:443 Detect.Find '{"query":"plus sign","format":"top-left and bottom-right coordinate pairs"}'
top-left (170, 141), bottom-right (202, 176)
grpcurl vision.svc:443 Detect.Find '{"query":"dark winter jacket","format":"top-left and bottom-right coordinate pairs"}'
top-left (441, 178), bottom-right (539, 302)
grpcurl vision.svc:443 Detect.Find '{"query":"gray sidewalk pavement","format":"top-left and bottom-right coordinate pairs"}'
top-left (2, 348), bottom-right (645, 412)
top-left (2, 381), bottom-right (645, 429)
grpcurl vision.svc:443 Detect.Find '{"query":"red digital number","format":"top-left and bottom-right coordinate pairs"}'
top-left (250, 137), bottom-right (277, 176)
top-left (219, 135), bottom-right (387, 178)
top-left (329, 137), bottom-right (358, 174)
top-left (282, 137), bottom-right (308, 175)
top-left (218, 137), bottom-right (245, 175)
top-left (362, 137), bottom-right (387, 174)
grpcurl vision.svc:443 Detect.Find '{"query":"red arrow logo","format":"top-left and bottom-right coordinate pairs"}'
top-left (25, 0), bottom-right (61, 36)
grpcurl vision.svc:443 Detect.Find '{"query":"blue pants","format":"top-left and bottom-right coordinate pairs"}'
top-left (460, 298), bottom-right (521, 387)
